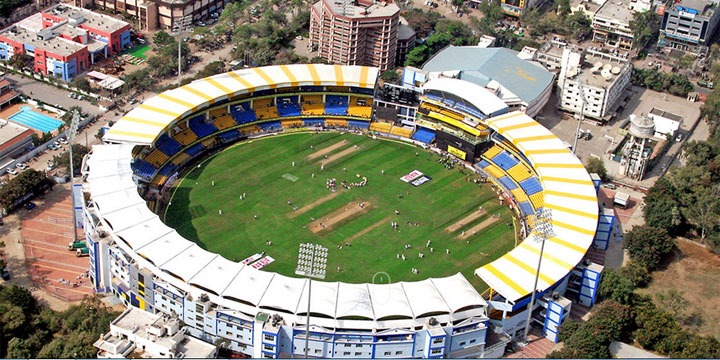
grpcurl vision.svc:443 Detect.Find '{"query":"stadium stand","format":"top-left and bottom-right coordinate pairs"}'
top-left (231, 102), bottom-right (258, 124)
top-left (482, 145), bottom-right (503, 160)
top-left (390, 126), bottom-right (413, 138)
top-left (519, 177), bottom-right (543, 195)
top-left (507, 164), bottom-right (532, 182)
top-left (369, 122), bottom-right (392, 133)
top-left (276, 96), bottom-right (302, 117)
top-left (171, 152), bottom-right (191, 166)
top-left (497, 176), bottom-right (518, 190)
top-left (188, 115), bottom-right (218, 138)
top-left (348, 120), bottom-right (370, 129)
top-left (144, 149), bottom-right (169, 168)
top-left (158, 163), bottom-right (177, 177)
top-left (131, 159), bottom-right (156, 179)
top-left (518, 202), bottom-right (534, 216)
top-left (303, 118), bottom-right (325, 127)
top-left (258, 121), bottom-right (281, 132)
top-left (214, 114), bottom-right (237, 130)
top-left (529, 192), bottom-right (544, 209)
top-left (239, 125), bottom-right (262, 135)
top-left (491, 151), bottom-right (519, 171)
top-left (253, 98), bottom-right (279, 120)
top-left (482, 163), bottom-right (505, 179)
top-left (510, 188), bottom-right (530, 205)
top-left (347, 97), bottom-right (372, 118)
top-left (218, 130), bottom-right (241, 143)
top-left (325, 95), bottom-right (349, 115)
top-left (301, 95), bottom-right (324, 115)
top-left (281, 120), bottom-right (305, 129)
top-left (184, 143), bottom-right (205, 157)
top-left (173, 128), bottom-right (199, 146)
top-left (411, 127), bottom-right (436, 144)
top-left (154, 134), bottom-right (182, 156)
top-left (325, 119), bottom-right (348, 127)
top-left (151, 175), bottom-right (168, 187)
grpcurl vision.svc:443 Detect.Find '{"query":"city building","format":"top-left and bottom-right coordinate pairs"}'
top-left (501, 0), bottom-right (544, 17)
top-left (309, 0), bottom-right (400, 71)
top-left (0, 4), bottom-right (131, 81)
top-left (591, 0), bottom-right (636, 50)
top-left (0, 77), bottom-right (21, 110)
top-left (648, 107), bottom-right (683, 138)
top-left (73, 0), bottom-right (228, 31)
top-left (535, 36), bottom-right (571, 72)
top-left (421, 46), bottom-right (555, 117)
top-left (658, 0), bottom-right (720, 54)
top-left (0, 119), bottom-right (34, 167)
top-left (568, 0), bottom-right (606, 18)
top-left (396, 18), bottom-right (416, 68)
top-left (557, 47), bottom-right (632, 122)
top-left (94, 307), bottom-right (217, 358)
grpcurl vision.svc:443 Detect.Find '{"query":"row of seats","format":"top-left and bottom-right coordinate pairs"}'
top-left (476, 158), bottom-right (542, 214)
top-left (145, 149), bottom-right (169, 168)
top-left (391, 126), bottom-right (413, 138)
top-left (507, 163), bottom-right (532, 182)
top-left (412, 127), bottom-right (436, 144)
top-left (325, 95), bottom-right (349, 115)
top-left (253, 98), bottom-right (279, 120)
top-left (301, 95), bottom-right (324, 115)
top-left (189, 115), bottom-right (217, 138)
top-left (492, 151), bottom-right (519, 172)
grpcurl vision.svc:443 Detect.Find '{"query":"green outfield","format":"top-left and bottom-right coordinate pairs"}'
top-left (164, 132), bottom-right (516, 290)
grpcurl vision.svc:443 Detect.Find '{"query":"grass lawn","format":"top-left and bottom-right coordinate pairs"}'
top-left (164, 132), bottom-right (516, 290)
top-left (127, 44), bottom-right (151, 59)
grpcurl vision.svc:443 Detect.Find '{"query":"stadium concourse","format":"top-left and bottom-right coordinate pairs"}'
top-left (83, 64), bottom-right (601, 358)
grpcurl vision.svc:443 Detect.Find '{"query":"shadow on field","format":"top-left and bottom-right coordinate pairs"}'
top-left (165, 185), bottom-right (203, 249)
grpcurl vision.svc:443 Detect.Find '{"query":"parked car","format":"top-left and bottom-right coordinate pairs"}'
top-left (47, 144), bottom-right (58, 151)
top-left (24, 202), bottom-right (36, 211)
top-left (676, 133), bottom-right (684, 142)
top-left (7, 168), bottom-right (17, 175)
top-left (1, 268), bottom-right (9, 281)
top-left (59, 137), bottom-right (68, 145)
top-left (15, 163), bottom-right (27, 170)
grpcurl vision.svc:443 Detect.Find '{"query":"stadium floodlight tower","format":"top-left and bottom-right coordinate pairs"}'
top-left (67, 110), bottom-right (81, 243)
top-left (523, 208), bottom-right (554, 344)
top-left (295, 243), bottom-right (328, 358)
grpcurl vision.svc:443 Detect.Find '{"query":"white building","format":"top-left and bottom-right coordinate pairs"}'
top-left (94, 307), bottom-right (217, 359)
top-left (648, 108), bottom-right (683, 138)
top-left (558, 47), bottom-right (632, 122)
top-left (591, 0), bottom-right (637, 50)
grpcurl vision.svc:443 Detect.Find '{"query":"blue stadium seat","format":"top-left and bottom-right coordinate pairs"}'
top-left (411, 127), bottom-right (435, 144)
top-left (348, 120), bottom-right (370, 129)
top-left (155, 134), bottom-right (182, 156)
top-left (424, 93), bottom-right (443, 103)
top-left (325, 95), bottom-right (349, 115)
top-left (454, 102), bottom-right (486, 120)
top-left (218, 130), bottom-right (240, 142)
top-left (131, 159), bottom-right (156, 180)
top-left (184, 143), bottom-right (205, 157)
top-left (231, 103), bottom-right (258, 124)
top-left (258, 121), bottom-right (281, 131)
top-left (520, 177), bottom-right (543, 195)
top-left (497, 176), bottom-right (518, 190)
top-left (518, 201), bottom-right (534, 216)
top-left (277, 96), bottom-right (301, 117)
top-left (492, 151), bottom-right (520, 171)
top-left (159, 163), bottom-right (177, 177)
top-left (303, 118), bottom-right (325, 126)
top-left (476, 159), bottom-right (491, 169)
top-left (352, 87), bottom-right (374, 95)
top-left (300, 86), bottom-right (324, 93)
top-left (188, 115), bottom-right (218, 138)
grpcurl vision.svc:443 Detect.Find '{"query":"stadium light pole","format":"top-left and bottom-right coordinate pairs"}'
top-left (523, 208), bottom-right (554, 344)
top-left (67, 110), bottom-right (81, 243)
top-left (295, 243), bottom-right (328, 358)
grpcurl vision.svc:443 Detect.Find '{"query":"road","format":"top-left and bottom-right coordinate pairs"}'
top-left (6, 73), bottom-right (102, 116)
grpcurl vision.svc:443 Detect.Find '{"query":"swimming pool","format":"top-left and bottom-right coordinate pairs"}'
top-left (9, 106), bottom-right (65, 133)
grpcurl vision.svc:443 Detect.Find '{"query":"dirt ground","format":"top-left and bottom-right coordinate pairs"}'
top-left (308, 200), bottom-right (371, 234)
top-left (288, 191), bottom-right (340, 218)
top-left (458, 216), bottom-right (500, 241)
top-left (637, 239), bottom-right (720, 338)
top-left (318, 145), bottom-right (361, 166)
top-left (446, 209), bottom-right (486, 233)
top-left (307, 140), bottom-right (348, 160)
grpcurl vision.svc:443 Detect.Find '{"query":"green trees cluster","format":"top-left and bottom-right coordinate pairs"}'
top-left (147, 31), bottom-right (192, 79)
top-left (52, 144), bottom-right (91, 177)
top-left (0, 169), bottom-right (54, 211)
top-left (404, 19), bottom-right (475, 67)
top-left (631, 68), bottom-right (695, 96)
top-left (0, 285), bottom-right (119, 358)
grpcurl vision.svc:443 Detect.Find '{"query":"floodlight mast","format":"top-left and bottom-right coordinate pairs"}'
top-left (523, 208), bottom-right (554, 344)
top-left (67, 110), bottom-right (81, 243)
top-left (295, 243), bottom-right (327, 358)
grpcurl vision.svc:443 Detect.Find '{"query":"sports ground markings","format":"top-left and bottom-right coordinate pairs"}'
top-left (282, 173), bottom-right (300, 182)
top-left (287, 191), bottom-right (341, 218)
top-left (445, 208), bottom-right (487, 233)
top-left (306, 139), bottom-right (348, 160)
top-left (318, 145), bottom-right (362, 166)
top-left (308, 200), bottom-right (371, 234)
top-left (457, 216), bottom-right (501, 241)
top-left (344, 215), bottom-right (394, 244)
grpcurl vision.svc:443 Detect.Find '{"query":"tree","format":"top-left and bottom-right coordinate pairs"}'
top-left (624, 225), bottom-right (675, 270)
top-left (8, 53), bottom-right (32, 71)
top-left (61, 106), bottom-right (84, 126)
top-left (643, 178), bottom-right (682, 233)
top-left (53, 144), bottom-right (90, 177)
top-left (585, 157), bottom-right (608, 181)
top-left (0, 170), bottom-right (54, 211)
top-left (152, 31), bottom-right (174, 48)
top-left (31, 132), bottom-right (54, 147)
top-left (598, 268), bottom-right (636, 305)
top-left (556, 0), bottom-right (571, 17)
top-left (380, 69), bottom-right (400, 83)
top-left (70, 76), bottom-right (91, 93)
top-left (633, 298), bottom-right (680, 351)
top-left (588, 300), bottom-right (634, 341)
top-left (402, 8), bottom-right (442, 39)
top-left (629, 11), bottom-right (659, 50)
